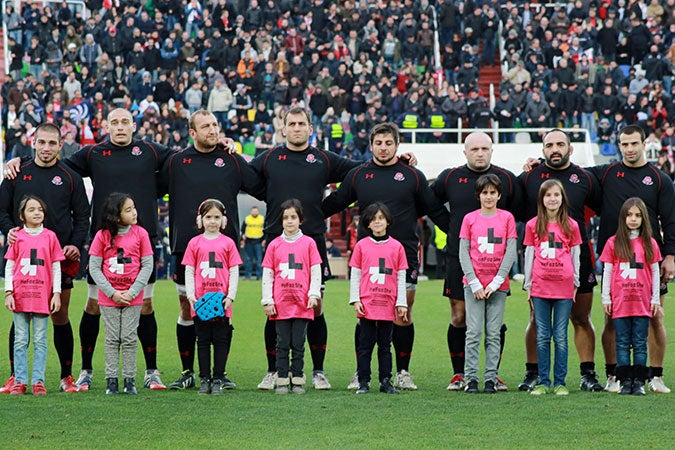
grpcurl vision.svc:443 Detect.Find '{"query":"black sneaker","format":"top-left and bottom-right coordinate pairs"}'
top-left (518, 371), bottom-right (539, 391)
top-left (106, 378), bottom-right (119, 395)
top-left (579, 371), bottom-right (604, 392)
top-left (631, 380), bottom-right (646, 396)
top-left (169, 370), bottom-right (195, 390)
top-left (222, 375), bottom-right (236, 390)
top-left (484, 380), bottom-right (497, 394)
top-left (619, 379), bottom-right (633, 395)
top-left (123, 377), bottom-right (137, 395)
top-left (198, 378), bottom-right (211, 395)
top-left (210, 379), bottom-right (224, 395)
top-left (464, 379), bottom-right (479, 394)
top-left (379, 378), bottom-right (399, 394)
top-left (356, 382), bottom-right (370, 394)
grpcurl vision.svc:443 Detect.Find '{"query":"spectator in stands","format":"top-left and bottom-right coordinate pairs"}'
top-left (560, 82), bottom-right (581, 127)
top-left (494, 91), bottom-right (518, 143)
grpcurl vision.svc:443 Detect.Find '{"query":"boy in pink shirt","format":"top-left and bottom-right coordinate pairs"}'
top-left (459, 175), bottom-right (517, 394)
top-left (349, 203), bottom-right (408, 394)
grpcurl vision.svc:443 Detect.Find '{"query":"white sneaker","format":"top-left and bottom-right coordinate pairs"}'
top-left (648, 376), bottom-right (671, 393)
top-left (257, 372), bottom-right (277, 390)
top-left (495, 376), bottom-right (508, 392)
top-left (75, 370), bottom-right (93, 391)
top-left (347, 372), bottom-right (359, 390)
top-left (312, 372), bottom-right (332, 390)
top-left (394, 370), bottom-right (418, 390)
top-left (446, 374), bottom-right (465, 391)
top-left (144, 369), bottom-right (167, 390)
top-left (604, 375), bottom-right (620, 393)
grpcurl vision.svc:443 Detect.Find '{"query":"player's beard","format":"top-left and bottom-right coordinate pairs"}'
top-left (546, 152), bottom-right (570, 169)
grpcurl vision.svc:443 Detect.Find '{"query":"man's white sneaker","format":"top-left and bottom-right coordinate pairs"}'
top-left (648, 376), bottom-right (671, 393)
top-left (257, 372), bottom-right (277, 390)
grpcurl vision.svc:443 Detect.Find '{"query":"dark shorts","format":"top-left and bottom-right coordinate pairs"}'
top-left (578, 243), bottom-right (598, 294)
top-left (264, 233), bottom-right (332, 284)
top-left (87, 254), bottom-right (158, 285)
top-left (401, 242), bottom-right (420, 286)
top-left (443, 255), bottom-right (465, 299)
top-left (172, 252), bottom-right (186, 285)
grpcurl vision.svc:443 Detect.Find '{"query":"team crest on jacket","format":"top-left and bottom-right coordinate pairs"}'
top-left (306, 154), bottom-right (316, 163)
top-left (569, 174), bottom-right (580, 184)
top-left (642, 176), bottom-right (653, 186)
top-left (214, 158), bottom-right (225, 167)
top-left (394, 172), bottom-right (405, 181)
top-left (51, 176), bottom-right (63, 186)
top-left (131, 146), bottom-right (142, 156)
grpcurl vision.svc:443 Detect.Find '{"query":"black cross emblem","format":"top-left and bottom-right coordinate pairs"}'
top-left (30, 249), bottom-right (44, 266)
top-left (288, 254), bottom-right (303, 270)
top-left (548, 233), bottom-right (562, 249)
top-left (487, 228), bottom-right (502, 244)
top-left (209, 252), bottom-right (223, 269)
top-left (378, 258), bottom-right (393, 275)
top-left (116, 248), bottom-right (132, 264)
top-left (630, 253), bottom-right (644, 269)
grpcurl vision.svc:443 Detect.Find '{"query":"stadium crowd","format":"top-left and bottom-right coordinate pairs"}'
top-left (2, 0), bottom-right (675, 164)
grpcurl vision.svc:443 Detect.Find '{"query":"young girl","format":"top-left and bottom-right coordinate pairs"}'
top-left (600, 197), bottom-right (662, 395)
top-left (261, 199), bottom-right (321, 394)
top-left (349, 203), bottom-right (408, 395)
top-left (523, 179), bottom-right (582, 396)
top-left (4, 196), bottom-right (64, 395)
top-left (459, 174), bottom-right (517, 394)
top-left (88, 193), bottom-right (154, 396)
top-left (183, 199), bottom-right (241, 395)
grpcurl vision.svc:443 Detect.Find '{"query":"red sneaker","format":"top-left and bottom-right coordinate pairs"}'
top-left (0, 375), bottom-right (15, 394)
top-left (32, 381), bottom-right (47, 396)
top-left (59, 375), bottom-right (78, 393)
top-left (10, 381), bottom-right (26, 395)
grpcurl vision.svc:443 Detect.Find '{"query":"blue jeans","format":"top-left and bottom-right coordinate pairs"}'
top-left (244, 240), bottom-right (262, 279)
top-left (532, 297), bottom-right (573, 388)
top-left (613, 316), bottom-right (649, 368)
top-left (14, 312), bottom-right (49, 385)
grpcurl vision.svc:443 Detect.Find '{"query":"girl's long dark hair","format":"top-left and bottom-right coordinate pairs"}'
top-left (98, 192), bottom-right (134, 249)
top-left (614, 197), bottom-right (655, 263)
top-left (536, 179), bottom-right (573, 240)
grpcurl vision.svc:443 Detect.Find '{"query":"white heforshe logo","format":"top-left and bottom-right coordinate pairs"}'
top-left (369, 266), bottom-right (386, 284)
top-left (19, 257), bottom-right (38, 276)
top-left (619, 262), bottom-right (637, 279)
top-left (108, 256), bottom-right (125, 274)
top-left (200, 261), bottom-right (216, 278)
top-left (280, 254), bottom-right (302, 280)
top-left (478, 236), bottom-right (494, 254)
top-left (540, 233), bottom-right (560, 259)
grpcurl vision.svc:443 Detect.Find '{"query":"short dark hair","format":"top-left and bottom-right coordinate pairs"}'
top-left (361, 202), bottom-right (393, 229)
top-left (278, 198), bottom-right (304, 224)
top-left (369, 122), bottom-right (400, 146)
top-left (475, 174), bottom-right (501, 198)
top-left (34, 122), bottom-right (62, 143)
top-left (619, 124), bottom-right (646, 141)
top-left (543, 128), bottom-right (570, 146)
top-left (283, 107), bottom-right (311, 126)
top-left (18, 195), bottom-right (48, 223)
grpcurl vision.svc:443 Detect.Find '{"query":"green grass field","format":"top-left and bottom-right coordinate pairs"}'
top-left (0, 279), bottom-right (673, 449)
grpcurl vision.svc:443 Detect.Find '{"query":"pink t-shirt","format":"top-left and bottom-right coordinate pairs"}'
top-left (524, 217), bottom-right (582, 299)
top-left (600, 236), bottom-right (662, 318)
top-left (460, 209), bottom-right (517, 291)
top-left (262, 235), bottom-right (322, 321)
top-left (5, 228), bottom-right (65, 314)
top-left (88, 225), bottom-right (154, 307)
top-left (349, 237), bottom-right (408, 321)
top-left (182, 234), bottom-right (242, 318)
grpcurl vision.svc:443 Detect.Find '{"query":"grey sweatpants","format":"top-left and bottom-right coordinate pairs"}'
top-left (101, 305), bottom-right (141, 379)
top-left (464, 287), bottom-right (506, 384)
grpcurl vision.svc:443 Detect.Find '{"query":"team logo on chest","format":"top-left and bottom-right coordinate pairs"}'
top-left (394, 172), bottom-right (405, 181)
top-left (540, 232), bottom-right (562, 258)
top-left (620, 253), bottom-right (643, 279)
top-left (306, 154), bottom-right (317, 164)
top-left (51, 176), bottom-right (63, 186)
top-left (478, 228), bottom-right (502, 254)
top-left (369, 258), bottom-right (393, 284)
top-left (131, 146), bottom-right (142, 156)
top-left (569, 174), bottom-right (580, 184)
top-left (200, 252), bottom-right (223, 278)
top-left (20, 249), bottom-right (44, 276)
top-left (214, 158), bottom-right (225, 167)
top-left (280, 254), bottom-right (303, 279)
top-left (642, 176), bottom-right (653, 186)
top-left (108, 248), bottom-right (132, 274)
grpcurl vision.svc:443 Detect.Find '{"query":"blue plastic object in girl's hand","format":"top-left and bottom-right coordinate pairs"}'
top-left (194, 292), bottom-right (226, 321)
